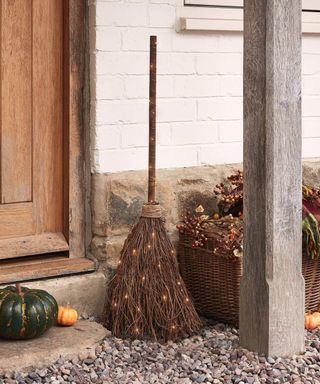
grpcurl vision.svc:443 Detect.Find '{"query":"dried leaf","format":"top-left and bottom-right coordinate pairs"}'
top-left (199, 215), bottom-right (209, 223)
top-left (233, 249), bottom-right (243, 258)
top-left (195, 205), bottom-right (204, 213)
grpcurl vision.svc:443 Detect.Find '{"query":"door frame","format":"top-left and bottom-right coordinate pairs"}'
top-left (64, 0), bottom-right (88, 259)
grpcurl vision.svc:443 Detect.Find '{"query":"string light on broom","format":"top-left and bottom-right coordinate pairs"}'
top-left (103, 36), bottom-right (201, 341)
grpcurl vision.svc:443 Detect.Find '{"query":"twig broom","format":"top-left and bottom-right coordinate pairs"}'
top-left (104, 36), bottom-right (201, 341)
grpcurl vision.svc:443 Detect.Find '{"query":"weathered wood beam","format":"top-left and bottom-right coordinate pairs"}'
top-left (240, 0), bottom-right (304, 356)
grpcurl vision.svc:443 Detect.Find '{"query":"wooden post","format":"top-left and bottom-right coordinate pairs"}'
top-left (240, 0), bottom-right (304, 356)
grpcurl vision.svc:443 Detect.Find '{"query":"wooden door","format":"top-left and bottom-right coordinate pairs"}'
top-left (0, 0), bottom-right (68, 259)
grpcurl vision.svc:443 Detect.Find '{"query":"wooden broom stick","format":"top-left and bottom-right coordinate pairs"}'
top-left (148, 36), bottom-right (157, 203)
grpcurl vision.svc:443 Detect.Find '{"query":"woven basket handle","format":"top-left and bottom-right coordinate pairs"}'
top-left (148, 36), bottom-right (157, 203)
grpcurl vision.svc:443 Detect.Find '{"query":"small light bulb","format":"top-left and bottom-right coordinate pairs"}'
top-left (137, 307), bottom-right (141, 312)
top-left (177, 281), bottom-right (181, 286)
top-left (113, 302), bottom-right (117, 307)
top-left (118, 260), bottom-right (121, 265)
top-left (185, 297), bottom-right (190, 303)
top-left (171, 325), bottom-right (176, 330)
top-left (158, 263), bottom-right (161, 268)
top-left (135, 327), bottom-right (139, 333)
top-left (142, 276), bottom-right (145, 282)
top-left (125, 294), bottom-right (128, 299)
top-left (152, 232), bottom-right (155, 238)
top-left (132, 249), bottom-right (137, 256)
top-left (147, 244), bottom-right (151, 250)
top-left (162, 295), bottom-right (167, 301)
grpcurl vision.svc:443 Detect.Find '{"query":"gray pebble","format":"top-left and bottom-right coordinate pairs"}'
top-left (28, 372), bottom-right (41, 382)
top-left (196, 374), bottom-right (206, 383)
top-left (3, 325), bottom-right (320, 383)
top-left (80, 312), bottom-right (89, 320)
top-left (267, 357), bottom-right (276, 364)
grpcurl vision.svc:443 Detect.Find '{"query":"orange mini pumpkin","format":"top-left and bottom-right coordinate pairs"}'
top-left (305, 312), bottom-right (320, 330)
top-left (57, 305), bottom-right (78, 326)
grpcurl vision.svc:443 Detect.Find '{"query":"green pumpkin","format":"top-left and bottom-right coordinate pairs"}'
top-left (0, 284), bottom-right (58, 340)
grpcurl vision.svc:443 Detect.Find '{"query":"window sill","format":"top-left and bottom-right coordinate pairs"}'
top-left (176, 9), bottom-right (320, 34)
top-left (178, 17), bottom-right (243, 32)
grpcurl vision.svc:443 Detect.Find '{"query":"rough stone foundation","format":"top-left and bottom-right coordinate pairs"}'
top-left (91, 160), bottom-right (320, 277)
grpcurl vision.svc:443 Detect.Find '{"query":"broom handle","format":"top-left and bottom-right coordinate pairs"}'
top-left (148, 36), bottom-right (157, 203)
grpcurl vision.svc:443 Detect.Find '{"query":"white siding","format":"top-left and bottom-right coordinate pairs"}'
top-left (90, 0), bottom-right (320, 173)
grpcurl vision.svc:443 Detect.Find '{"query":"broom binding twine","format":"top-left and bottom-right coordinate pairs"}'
top-left (141, 203), bottom-right (162, 218)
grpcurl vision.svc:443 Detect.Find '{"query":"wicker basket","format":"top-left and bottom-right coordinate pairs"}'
top-left (303, 255), bottom-right (320, 312)
top-left (178, 232), bottom-right (242, 325)
top-left (179, 233), bottom-right (320, 325)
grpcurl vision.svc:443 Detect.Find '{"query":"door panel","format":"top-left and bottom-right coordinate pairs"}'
top-left (1, 0), bottom-right (32, 204)
top-left (0, 0), bottom-right (68, 259)
top-left (33, 0), bottom-right (64, 234)
top-left (0, 203), bottom-right (33, 239)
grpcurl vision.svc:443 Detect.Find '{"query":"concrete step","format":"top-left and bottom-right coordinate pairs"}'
top-left (0, 272), bottom-right (107, 319)
top-left (0, 320), bottom-right (110, 373)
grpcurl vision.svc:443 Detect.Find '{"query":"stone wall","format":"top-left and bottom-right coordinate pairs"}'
top-left (91, 160), bottom-right (320, 277)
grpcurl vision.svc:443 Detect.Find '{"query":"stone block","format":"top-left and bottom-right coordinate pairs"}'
top-left (91, 162), bottom-right (320, 271)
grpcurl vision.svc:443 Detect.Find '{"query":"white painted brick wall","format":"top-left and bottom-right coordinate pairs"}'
top-left (90, 0), bottom-right (320, 173)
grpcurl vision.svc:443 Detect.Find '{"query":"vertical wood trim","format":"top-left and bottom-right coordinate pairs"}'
top-left (67, 0), bottom-right (86, 258)
top-left (63, 1), bottom-right (70, 243)
top-left (83, 1), bottom-right (92, 253)
top-left (31, 1), bottom-right (34, 203)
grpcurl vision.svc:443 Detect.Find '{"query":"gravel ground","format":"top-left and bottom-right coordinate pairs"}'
top-left (2, 322), bottom-right (320, 384)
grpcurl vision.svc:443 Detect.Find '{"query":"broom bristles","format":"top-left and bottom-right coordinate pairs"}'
top-left (104, 207), bottom-right (201, 341)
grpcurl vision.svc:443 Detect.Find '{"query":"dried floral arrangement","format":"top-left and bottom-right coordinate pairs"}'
top-left (302, 185), bottom-right (320, 259)
top-left (177, 171), bottom-right (320, 259)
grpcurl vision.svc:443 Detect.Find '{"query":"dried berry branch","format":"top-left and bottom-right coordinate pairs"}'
top-left (176, 209), bottom-right (209, 248)
top-left (177, 208), bottom-right (243, 255)
top-left (202, 215), bottom-right (243, 257)
top-left (178, 171), bottom-right (320, 261)
top-left (214, 171), bottom-right (243, 217)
